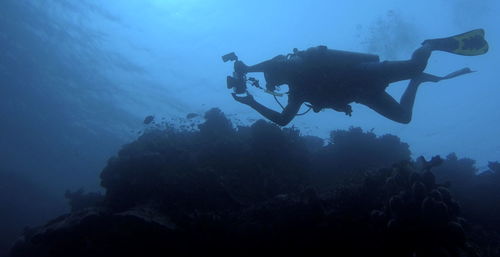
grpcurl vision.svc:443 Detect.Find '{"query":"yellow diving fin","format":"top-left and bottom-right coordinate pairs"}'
top-left (423, 29), bottom-right (489, 56)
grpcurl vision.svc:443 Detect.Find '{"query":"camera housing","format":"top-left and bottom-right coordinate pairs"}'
top-left (223, 52), bottom-right (248, 94)
top-left (226, 74), bottom-right (247, 94)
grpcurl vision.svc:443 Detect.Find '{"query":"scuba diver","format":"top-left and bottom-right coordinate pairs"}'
top-left (223, 29), bottom-right (489, 126)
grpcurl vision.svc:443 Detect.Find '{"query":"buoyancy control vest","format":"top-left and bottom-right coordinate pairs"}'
top-left (288, 46), bottom-right (380, 113)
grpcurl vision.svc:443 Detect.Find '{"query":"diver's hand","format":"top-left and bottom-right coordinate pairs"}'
top-left (332, 104), bottom-right (353, 116)
top-left (232, 93), bottom-right (255, 106)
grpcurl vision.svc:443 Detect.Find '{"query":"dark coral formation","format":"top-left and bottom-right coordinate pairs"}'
top-left (311, 127), bottom-right (411, 190)
top-left (9, 108), bottom-right (500, 257)
top-left (369, 163), bottom-right (470, 256)
top-left (432, 157), bottom-right (500, 256)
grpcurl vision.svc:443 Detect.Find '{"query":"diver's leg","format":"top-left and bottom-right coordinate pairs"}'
top-left (357, 79), bottom-right (422, 124)
top-left (371, 29), bottom-right (489, 83)
top-left (373, 44), bottom-right (433, 84)
top-left (358, 67), bottom-right (476, 123)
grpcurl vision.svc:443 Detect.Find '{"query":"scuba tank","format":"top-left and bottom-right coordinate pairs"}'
top-left (294, 46), bottom-right (379, 72)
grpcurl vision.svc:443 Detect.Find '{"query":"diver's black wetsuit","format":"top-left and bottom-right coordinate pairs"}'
top-left (352, 45), bottom-right (432, 123)
top-left (241, 45), bottom-right (432, 125)
top-left (232, 29), bottom-right (487, 126)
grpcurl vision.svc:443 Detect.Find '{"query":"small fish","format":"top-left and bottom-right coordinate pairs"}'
top-left (186, 113), bottom-right (199, 119)
top-left (143, 115), bottom-right (154, 124)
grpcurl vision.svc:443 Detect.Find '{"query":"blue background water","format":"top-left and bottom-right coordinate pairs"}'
top-left (0, 0), bottom-right (498, 255)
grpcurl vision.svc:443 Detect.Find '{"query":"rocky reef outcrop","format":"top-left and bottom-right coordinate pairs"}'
top-left (9, 108), bottom-right (500, 257)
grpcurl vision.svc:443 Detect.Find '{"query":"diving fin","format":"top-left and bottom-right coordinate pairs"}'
top-left (417, 68), bottom-right (475, 84)
top-left (422, 29), bottom-right (489, 56)
top-left (440, 67), bottom-right (476, 80)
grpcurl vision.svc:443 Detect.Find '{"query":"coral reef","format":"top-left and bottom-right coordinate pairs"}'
top-left (311, 127), bottom-right (411, 190)
top-left (8, 108), bottom-right (500, 257)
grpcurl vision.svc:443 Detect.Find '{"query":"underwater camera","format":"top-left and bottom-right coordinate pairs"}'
top-left (222, 52), bottom-right (247, 94)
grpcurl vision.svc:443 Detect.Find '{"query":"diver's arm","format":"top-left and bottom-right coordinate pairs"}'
top-left (233, 60), bottom-right (272, 73)
top-left (232, 94), bottom-right (303, 126)
top-left (245, 61), bottom-right (272, 73)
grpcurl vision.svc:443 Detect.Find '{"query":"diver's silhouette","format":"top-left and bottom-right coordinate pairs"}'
top-left (225, 29), bottom-right (488, 126)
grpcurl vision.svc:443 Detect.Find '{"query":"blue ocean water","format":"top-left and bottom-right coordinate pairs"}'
top-left (0, 0), bottom-right (498, 256)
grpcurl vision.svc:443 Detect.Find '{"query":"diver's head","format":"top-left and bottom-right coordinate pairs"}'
top-left (263, 55), bottom-right (292, 91)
